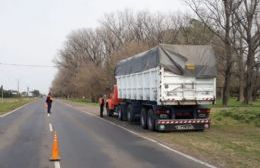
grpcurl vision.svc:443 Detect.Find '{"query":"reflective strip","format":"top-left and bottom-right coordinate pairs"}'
top-left (157, 119), bottom-right (210, 125)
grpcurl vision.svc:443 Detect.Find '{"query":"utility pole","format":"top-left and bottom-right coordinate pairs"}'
top-left (17, 79), bottom-right (20, 96)
top-left (1, 85), bottom-right (3, 103)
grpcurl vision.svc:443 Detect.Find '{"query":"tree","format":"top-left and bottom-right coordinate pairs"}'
top-left (186, 0), bottom-right (243, 106)
top-left (234, 0), bottom-right (260, 103)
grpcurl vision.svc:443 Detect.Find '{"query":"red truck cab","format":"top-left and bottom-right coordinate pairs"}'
top-left (106, 85), bottom-right (120, 116)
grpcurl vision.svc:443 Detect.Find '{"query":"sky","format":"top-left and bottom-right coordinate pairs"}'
top-left (0, 0), bottom-right (190, 94)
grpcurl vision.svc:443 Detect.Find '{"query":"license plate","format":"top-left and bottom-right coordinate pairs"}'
top-left (175, 124), bottom-right (194, 130)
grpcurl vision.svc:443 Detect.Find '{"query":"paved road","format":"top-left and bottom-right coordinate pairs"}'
top-left (0, 99), bottom-right (210, 168)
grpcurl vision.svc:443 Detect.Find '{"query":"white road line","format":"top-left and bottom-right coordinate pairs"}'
top-left (0, 102), bottom-right (30, 118)
top-left (49, 123), bottom-right (53, 132)
top-left (54, 161), bottom-right (61, 168)
top-left (61, 101), bottom-right (217, 168)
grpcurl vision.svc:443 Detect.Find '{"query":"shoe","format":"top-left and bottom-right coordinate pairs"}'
top-left (48, 113), bottom-right (50, 117)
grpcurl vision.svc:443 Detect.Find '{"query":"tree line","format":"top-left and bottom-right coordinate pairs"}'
top-left (51, 0), bottom-right (260, 106)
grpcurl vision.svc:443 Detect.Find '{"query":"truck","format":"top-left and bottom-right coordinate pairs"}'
top-left (106, 44), bottom-right (216, 131)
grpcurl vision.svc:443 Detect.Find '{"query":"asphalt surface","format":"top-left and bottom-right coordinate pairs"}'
top-left (0, 99), bottom-right (209, 168)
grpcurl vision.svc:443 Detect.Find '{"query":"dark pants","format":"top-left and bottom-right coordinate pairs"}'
top-left (100, 105), bottom-right (104, 117)
top-left (47, 103), bottom-right (52, 113)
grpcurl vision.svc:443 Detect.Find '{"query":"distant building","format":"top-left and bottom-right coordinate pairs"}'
top-left (11, 90), bottom-right (19, 96)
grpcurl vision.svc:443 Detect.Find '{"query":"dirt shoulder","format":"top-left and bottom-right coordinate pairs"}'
top-left (62, 100), bottom-right (260, 168)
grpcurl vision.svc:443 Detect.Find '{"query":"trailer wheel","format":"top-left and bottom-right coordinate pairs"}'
top-left (118, 105), bottom-right (123, 120)
top-left (108, 110), bottom-right (113, 117)
top-left (147, 109), bottom-right (155, 131)
top-left (127, 104), bottom-right (135, 122)
top-left (141, 108), bottom-right (147, 129)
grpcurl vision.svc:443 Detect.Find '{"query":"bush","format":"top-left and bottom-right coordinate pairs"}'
top-left (215, 108), bottom-right (260, 127)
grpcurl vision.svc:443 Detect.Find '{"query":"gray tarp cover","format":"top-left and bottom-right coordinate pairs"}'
top-left (115, 44), bottom-right (217, 78)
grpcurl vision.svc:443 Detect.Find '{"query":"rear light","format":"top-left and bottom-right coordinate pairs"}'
top-left (197, 109), bottom-right (210, 113)
top-left (175, 112), bottom-right (192, 117)
top-left (155, 109), bottom-right (170, 115)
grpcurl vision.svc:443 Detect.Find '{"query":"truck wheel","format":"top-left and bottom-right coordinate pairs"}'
top-left (127, 104), bottom-right (135, 122)
top-left (141, 108), bottom-right (147, 129)
top-left (108, 110), bottom-right (113, 117)
top-left (118, 105), bottom-right (123, 120)
top-left (147, 109), bottom-right (155, 131)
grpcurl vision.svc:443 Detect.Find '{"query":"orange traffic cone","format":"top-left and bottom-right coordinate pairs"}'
top-left (50, 131), bottom-right (61, 161)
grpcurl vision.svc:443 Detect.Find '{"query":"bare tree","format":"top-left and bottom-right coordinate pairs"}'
top-left (234, 0), bottom-right (260, 103)
top-left (186, 0), bottom-right (242, 106)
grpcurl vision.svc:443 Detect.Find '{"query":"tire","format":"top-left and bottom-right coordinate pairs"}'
top-left (108, 110), bottom-right (113, 117)
top-left (147, 109), bottom-right (155, 131)
top-left (127, 104), bottom-right (135, 122)
top-left (118, 105), bottom-right (123, 120)
top-left (140, 108), bottom-right (148, 129)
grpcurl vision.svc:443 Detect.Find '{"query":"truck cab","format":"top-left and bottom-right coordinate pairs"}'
top-left (105, 85), bottom-right (120, 116)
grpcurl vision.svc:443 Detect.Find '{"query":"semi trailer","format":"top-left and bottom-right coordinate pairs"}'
top-left (106, 44), bottom-right (216, 131)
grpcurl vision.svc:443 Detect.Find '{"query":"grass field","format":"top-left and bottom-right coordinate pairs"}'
top-left (65, 98), bottom-right (99, 107)
top-left (0, 98), bottom-right (33, 115)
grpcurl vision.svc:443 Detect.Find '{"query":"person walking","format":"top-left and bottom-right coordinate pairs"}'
top-left (46, 92), bottom-right (53, 116)
top-left (99, 95), bottom-right (104, 117)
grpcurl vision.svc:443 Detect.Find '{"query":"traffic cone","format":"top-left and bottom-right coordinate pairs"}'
top-left (50, 131), bottom-right (61, 161)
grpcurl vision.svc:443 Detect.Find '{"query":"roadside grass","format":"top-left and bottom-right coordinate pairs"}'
top-left (65, 98), bottom-right (99, 107)
top-left (0, 98), bottom-right (33, 115)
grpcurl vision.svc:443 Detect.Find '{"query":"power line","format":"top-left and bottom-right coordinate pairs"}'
top-left (0, 62), bottom-right (57, 68)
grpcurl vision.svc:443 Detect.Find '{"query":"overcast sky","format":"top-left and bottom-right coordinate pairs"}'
top-left (0, 0), bottom-right (190, 94)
